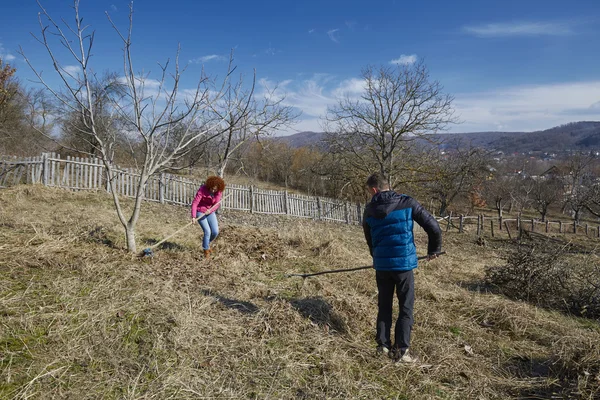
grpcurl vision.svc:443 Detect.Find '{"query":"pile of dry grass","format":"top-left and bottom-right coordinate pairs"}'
top-left (1, 185), bottom-right (599, 399)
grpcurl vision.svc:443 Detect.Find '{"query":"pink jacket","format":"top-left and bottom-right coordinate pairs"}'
top-left (191, 185), bottom-right (223, 217)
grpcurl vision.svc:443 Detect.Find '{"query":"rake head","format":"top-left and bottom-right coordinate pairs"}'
top-left (141, 248), bottom-right (154, 257)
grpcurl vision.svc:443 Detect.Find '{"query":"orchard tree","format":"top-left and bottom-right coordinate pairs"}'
top-left (21, 1), bottom-right (233, 252)
top-left (324, 61), bottom-right (456, 187)
top-left (532, 177), bottom-right (564, 221)
top-left (208, 76), bottom-right (299, 177)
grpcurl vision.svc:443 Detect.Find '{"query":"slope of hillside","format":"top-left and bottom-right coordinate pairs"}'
top-left (1, 186), bottom-right (599, 399)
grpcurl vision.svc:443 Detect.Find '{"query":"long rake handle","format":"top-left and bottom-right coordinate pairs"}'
top-left (147, 220), bottom-right (196, 250)
top-left (147, 193), bottom-right (230, 250)
top-left (287, 252), bottom-right (446, 278)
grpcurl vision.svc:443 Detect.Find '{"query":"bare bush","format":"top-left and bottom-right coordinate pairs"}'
top-left (486, 242), bottom-right (600, 319)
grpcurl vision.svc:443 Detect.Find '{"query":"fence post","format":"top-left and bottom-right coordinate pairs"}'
top-left (446, 211), bottom-right (452, 232)
top-left (249, 185), bottom-right (254, 213)
top-left (344, 202), bottom-right (350, 224)
top-left (573, 221), bottom-right (577, 234)
top-left (42, 152), bottom-right (49, 186)
top-left (504, 221), bottom-right (513, 240)
top-left (459, 215), bottom-right (464, 233)
top-left (159, 173), bottom-right (165, 204)
top-left (545, 220), bottom-right (549, 233)
top-left (481, 214), bottom-right (485, 233)
top-left (585, 223), bottom-right (589, 236)
top-left (499, 215), bottom-right (503, 231)
top-left (317, 197), bottom-right (322, 220)
top-left (517, 214), bottom-right (521, 232)
top-left (284, 190), bottom-right (289, 215)
top-left (476, 215), bottom-right (481, 236)
top-left (531, 219), bottom-right (535, 232)
top-left (490, 220), bottom-right (495, 237)
top-left (559, 220), bottom-right (563, 233)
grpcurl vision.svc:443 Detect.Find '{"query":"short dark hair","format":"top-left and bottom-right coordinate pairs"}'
top-left (366, 173), bottom-right (389, 190)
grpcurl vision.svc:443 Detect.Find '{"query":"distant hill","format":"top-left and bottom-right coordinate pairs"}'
top-left (273, 131), bottom-right (326, 148)
top-left (275, 121), bottom-right (600, 154)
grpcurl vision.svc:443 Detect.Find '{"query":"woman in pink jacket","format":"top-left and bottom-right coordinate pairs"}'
top-left (191, 176), bottom-right (225, 258)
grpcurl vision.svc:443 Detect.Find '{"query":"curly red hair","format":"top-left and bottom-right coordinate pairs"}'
top-left (204, 176), bottom-right (225, 192)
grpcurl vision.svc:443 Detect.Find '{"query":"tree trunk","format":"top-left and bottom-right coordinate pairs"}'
top-left (125, 224), bottom-right (136, 253)
top-left (439, 198), bottom-right (448, 217)
top-left (217, 160), bottom-right (227, 178)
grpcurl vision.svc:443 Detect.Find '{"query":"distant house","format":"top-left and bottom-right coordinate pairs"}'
top-left (540, 165), bottom-right (564, 180)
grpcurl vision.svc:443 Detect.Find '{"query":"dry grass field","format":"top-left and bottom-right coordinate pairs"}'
top-left (1, 185), bottom-right (599, 399)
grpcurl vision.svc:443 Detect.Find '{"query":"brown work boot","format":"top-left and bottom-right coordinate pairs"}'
top-left (203, 249), bottom-right (212, 258)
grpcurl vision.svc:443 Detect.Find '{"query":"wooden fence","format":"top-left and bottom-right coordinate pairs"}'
top-left (437, 212), bottom-right (600, 240)
top-left (0, 153), bottom-right (365, 225)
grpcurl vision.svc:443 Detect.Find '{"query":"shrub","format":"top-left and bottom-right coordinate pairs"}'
top-left (486, 242), bottom-right (600, 319)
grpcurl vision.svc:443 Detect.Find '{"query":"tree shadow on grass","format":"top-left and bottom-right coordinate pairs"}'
top-left (289, 296), bottom-right (348, 335)
top-left (503, 355), bottom-right (582, 399)
top-left (200, 289), bottom-right (259, 315)
top-left (88, 226), bottom-right (117, 248)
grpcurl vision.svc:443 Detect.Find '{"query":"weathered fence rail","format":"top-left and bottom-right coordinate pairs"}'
top-left (0, 153), bottom-right (365, 225)
top-left (436, 213), bottom-right (600, 239)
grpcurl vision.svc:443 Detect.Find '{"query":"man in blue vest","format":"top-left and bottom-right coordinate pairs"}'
top-left (363, 173), bottom-right (442, 363)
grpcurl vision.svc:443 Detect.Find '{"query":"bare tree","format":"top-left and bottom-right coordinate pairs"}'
top-left (531, 177), bottom-right (564, 221)
top-left (0, 58), bottom-right (53, 155)
top-left (21, 1), bottom-right (232, 252)
top-left (482, 169), bottom-right (520, 221)
top-left (324, 61), bottom-right (456, 186)
top-left (426, 144), bottom-right (489, 216)
top-left (208, 76), bottom-right (299, 177)
top-left (561, 154), bottom-right (598, 222)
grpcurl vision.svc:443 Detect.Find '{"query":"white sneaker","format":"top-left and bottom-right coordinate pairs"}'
top-left (393, 349), bottom-right (418, 364)
top-left (376, 345), bottom-right (390, 356)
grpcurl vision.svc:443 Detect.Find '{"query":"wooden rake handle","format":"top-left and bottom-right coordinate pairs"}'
top-left (287, 252), bottom-right (446, 278)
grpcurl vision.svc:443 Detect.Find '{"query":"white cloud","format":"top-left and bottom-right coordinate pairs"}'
top-left (265, 73), bottom-right (600, 135)
top-left (332, 78), bottom-right (366, 98)
top-left (0, 42), bottom-right (16, 62)
top-left (463, 21), bottom-right (574, 37)
top-left (62, 65), bottom-right (81, 75)
top-left (308, 29), bottom-right (315, 34)
top-left (190, 54), bottom-right (225, 63)
top-left (345, 20), bottom-right (357, 30)
top-left (327, 29), bottom-right (340, 43)
top-left (110, 4), bottom-right (117, 11)
top-left (390, 54), bottom-right (417, 65)
top-left (453, 81), bottom-right (600, 132)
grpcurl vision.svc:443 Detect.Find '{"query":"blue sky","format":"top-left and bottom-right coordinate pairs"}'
top-left (1, 0), bottom-right (600, 134)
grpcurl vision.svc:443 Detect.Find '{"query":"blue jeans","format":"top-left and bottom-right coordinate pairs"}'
top-left (197, 212), bottom-right (219, 250)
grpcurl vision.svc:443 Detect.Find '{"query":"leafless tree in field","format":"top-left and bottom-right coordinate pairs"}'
top-left (208, 76), bottom-right (299, 177)
top-left (561, 154), bottom-right (598, 222)
top-left (20, 0), bottom-right (233, 252)
top-left (531, 177), bottom-right (564, 221)
top-left (324, 61), bottom-right (456, 186)
top-left (427, 144), bottom-right (489, 216)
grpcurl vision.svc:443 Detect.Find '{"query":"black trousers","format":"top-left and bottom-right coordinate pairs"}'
top-left (375, 269), bottom-right (415, 353)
